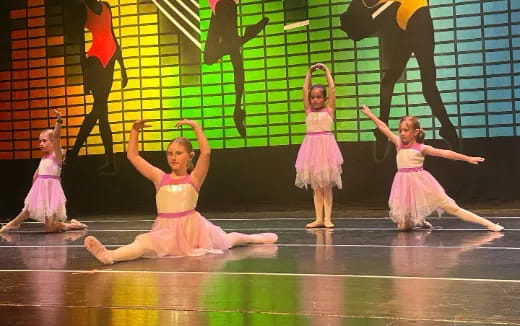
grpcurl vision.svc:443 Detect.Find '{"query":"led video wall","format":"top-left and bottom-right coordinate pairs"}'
top-left (0, 0), bottom-right (518, 159)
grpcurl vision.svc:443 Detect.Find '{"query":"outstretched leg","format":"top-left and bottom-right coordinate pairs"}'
top-left (85, 236), bottom-right (147, 265)
top-left (227, 232), bottom-right (278, 248)
top-left (442, 203), bottom-right (503, 231)
top-left (307, 188), bottom-right (324, 228)
top-left (0, 210), bottom-right (29, 233)
top-left (84, 236), bottom-right (114, 264)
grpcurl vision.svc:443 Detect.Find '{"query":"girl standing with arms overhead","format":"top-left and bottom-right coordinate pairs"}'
top-left (295, 64), bottom-right (343, 228)
top-left (84, 119), bottom-right (277, 265)
top-left (0, 110), bottom-right (87, 233)
top-left (360, 104), bottom-right (503, 231)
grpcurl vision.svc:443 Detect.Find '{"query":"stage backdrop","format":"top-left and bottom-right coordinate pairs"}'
top-left (0, 0), bottom-right (519, 214)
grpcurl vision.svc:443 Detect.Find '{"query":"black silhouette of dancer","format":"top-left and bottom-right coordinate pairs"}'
top-left (340, 0), bottom-right (460, 160)
top-left (68, 0), bottom-right (128, 174)
top-left (203, 0), bottom-right (268, 137)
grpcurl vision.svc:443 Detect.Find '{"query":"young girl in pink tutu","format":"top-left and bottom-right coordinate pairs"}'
top-left (295, 63), bottom-right (343, 228)
top-left (84, 119), bottom-right (278, 265)
top-left (0, 109), bottom-right (87, 233)
top-left (360, 104), bottom-right (503, 231)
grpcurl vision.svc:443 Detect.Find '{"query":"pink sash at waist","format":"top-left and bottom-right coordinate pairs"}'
top-left (37, 174), bottom-right (61, 180)
top-left (158, 209), bottom-right (196, 218)
top-left (397, 167), bottom-right (424, 173)
top-left (306, 131), bottom-right (332, 136)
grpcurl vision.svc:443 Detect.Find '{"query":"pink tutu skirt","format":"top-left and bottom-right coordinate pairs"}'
top-left (23, 178), bottom-right (67, 223)
top-left (136, 211), bottom-right (231, 258)
top-left (389, 169), bottom-right (455, 226)
top-left (295, 133), bottom-right (343, 189)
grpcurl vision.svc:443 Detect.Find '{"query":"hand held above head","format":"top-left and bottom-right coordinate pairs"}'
top-left (175, 119), bottom-right (198, 129)
top-left (310, 63), bottom-right (323, 72)
top-left (132, 119), bottom-right (151, 131)
top-left (54, 108), bottom-right (62, 120)
top-left (310, 63), bottom-right (328, 72)
top-left (360, 104), bottom-right (371, 116)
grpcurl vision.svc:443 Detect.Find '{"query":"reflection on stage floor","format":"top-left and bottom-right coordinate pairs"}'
top-left (1, 214), bottom-right (519, 325)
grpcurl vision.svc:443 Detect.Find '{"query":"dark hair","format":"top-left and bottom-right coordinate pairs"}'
top-left (167, 137), bottom-right (195, 172)
top-left (308, 84), bottom-right (327, 100)
top-left (399, 116), bottom-right (425, 143)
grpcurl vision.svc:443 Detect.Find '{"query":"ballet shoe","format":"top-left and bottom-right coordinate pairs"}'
top-left (233, 108), bottom-right (246, 137)
top-left (306, 220), bottom-right (324, 228)
top-left (439, 125), bottom-right (460, 151)
top-left (422, 220), bottom-right (433, 229)
top-left (84, 236), bottom-right (113, 265)
top-left (413, 220), bottom-right (433, 230)
top-left (397, 223), bottom-right (412, 231)
top-left (252, 233), bottom-right (278, 244)
top-left (373, 128), bottom-right (389, 161)
top-left (0, 233), bottom-right (14, 242)
top-left (487, 223), bottom-right (504, 232)
top-left (242, 17), bottom-right (269, 44)
top-left (0, 223), bottom-right (20, 233)
top-left (70, 219), bottom-right (88, 230)
top-left (324, 220), bottom-right (335, 228)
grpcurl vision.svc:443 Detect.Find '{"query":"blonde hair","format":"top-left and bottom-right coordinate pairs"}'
top-left (168, 137), bottom-right (195, 172)
top-left (40, 129), bottom-right (55, 141)
top-left (39, 129), bottom-right (65, 159)
top-left (399, 116), bottom-right (425, 143)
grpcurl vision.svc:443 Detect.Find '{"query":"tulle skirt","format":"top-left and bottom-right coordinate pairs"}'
top-left (23, 178), bottom-right (67, 223)
top-left (136, 211), bottom-right (231, 258)
top-left (389, 169), bottom-right (455, 226)
top-left (295, 134), bottom-right (343, 190)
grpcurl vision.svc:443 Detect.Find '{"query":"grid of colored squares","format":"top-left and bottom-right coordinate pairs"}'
top-left (0, 0), bottom-right (518, 159)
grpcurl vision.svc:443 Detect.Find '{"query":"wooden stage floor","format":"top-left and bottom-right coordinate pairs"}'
top-left (1, 213), bottom-right (519, 325)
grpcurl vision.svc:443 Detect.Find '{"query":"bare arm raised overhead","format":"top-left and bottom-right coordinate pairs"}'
top-left (175, 119), bottom-right (210, 189)
top-left (302, 65), bottom-right (316, 110)
top-left (127, 120), bottom-right (164, 188)
top-left (316, 63), bottom-right (336, 112)
top-left (53, 109), bottom-right (64, 162)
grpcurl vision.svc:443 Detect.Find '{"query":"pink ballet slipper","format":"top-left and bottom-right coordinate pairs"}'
top-left (70, 219), bottom-right (88, 230)
top-left (306, 220), bottom-right (324, 228)
top-left (252, 233), bottom-right (278, 244)
top-left (487, 223), bottom-right (504, 232)
top-left (84, 236), bottom-right (113, 265)
top-left (397, 223), bottom-right (412, 231)
top-left (412, 220), bottom-right (436, 230)
top-left (0, 223), bottom-right (20, 233)
top-left (324, 220), bottom-right (335, 228)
